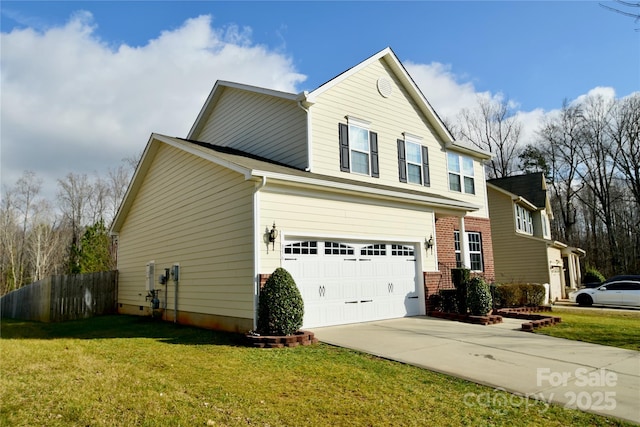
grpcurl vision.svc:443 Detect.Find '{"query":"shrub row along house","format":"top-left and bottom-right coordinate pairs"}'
top-left (110, 48), bottom-right (582, 332)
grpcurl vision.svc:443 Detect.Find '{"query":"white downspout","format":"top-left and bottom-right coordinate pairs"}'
top-left (252, 176), bottom-right (267, 330)
top-left (297, 95), bottom-right (312, 172)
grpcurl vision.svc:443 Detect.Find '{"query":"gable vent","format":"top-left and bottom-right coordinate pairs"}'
top-left (377, 77), bottom-right (393, 98)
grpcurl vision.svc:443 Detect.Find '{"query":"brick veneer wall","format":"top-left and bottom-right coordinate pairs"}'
top-left (424, 216), bottom-right (495, 312)
top-left (258, 274), bottom-right (271, 289)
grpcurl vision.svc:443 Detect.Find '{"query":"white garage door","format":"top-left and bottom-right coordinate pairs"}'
top-left (282, 240), bottom-right (420, 328)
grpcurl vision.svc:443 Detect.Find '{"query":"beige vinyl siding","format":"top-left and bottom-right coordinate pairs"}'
top-left (488, 188), bottom-right (551, 284)
top-left (259, 185), bottom-right (435, 274)
top-left (193, 87), bottom-right (308, 169)
top-left (117, 143), bottom-right (255, 320)
top-left (310, 58), bottom-right (488, 217)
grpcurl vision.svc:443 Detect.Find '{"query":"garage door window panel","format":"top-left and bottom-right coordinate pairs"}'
top-left (391, 245), bottom-right (414, 256)
top-left (284, 241), bottom-right (318, 255)
top-left (361, 244), bottom-right (387, 256)
top-left (325, 242), bottom-right (355, 255)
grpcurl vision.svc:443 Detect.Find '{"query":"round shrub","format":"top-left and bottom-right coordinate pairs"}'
top-left (257, 267), bottom-right (304, 336)
top-left (467, 277), bottom-right (492, 316)
top-left (584, 267), bottom-right (605, 285)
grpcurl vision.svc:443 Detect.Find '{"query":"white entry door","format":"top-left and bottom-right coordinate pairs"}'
top-left (282, 240), bottom-right (420, 328)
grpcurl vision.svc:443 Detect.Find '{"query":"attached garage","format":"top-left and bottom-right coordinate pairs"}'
top-left (282, 239), bottom-right (420, 328)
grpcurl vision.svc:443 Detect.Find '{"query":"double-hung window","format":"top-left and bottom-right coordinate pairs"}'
top-left (454, 231), bottom-right (484, 272)
top-left (349, 124), bottom-right (370, 175)
top-left (515, 204), bottom-right (533, 234)
top-left (447, 153), bottom-right (475, 194)
top-left (339, 118), bottom-right (379, 177)
top-left (397, 134), bottom-right (430, 186)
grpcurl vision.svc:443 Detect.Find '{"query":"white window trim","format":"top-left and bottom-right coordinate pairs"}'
top-left (454, 231), bottom-right (483, 272)
top-left (405, 142), bottom-right (423, 185)
top-left (347, 116), bottom-right (371, 176)
top-left (447, 152), bottom-right (475, 194)
top-left (515, 204), bottom-right (533, 235)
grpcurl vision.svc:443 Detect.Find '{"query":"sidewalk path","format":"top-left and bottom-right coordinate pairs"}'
top-left (312, 316), bottom-right (640, 424)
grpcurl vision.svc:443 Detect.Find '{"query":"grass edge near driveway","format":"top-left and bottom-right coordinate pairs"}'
top-left (535, 306), bottom-right (640, 351)
top-left (0, 315), bottom-right (634, 427)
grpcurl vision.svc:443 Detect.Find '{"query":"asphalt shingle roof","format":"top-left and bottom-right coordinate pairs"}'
top-left (487, 172), bottom-right (547, 208)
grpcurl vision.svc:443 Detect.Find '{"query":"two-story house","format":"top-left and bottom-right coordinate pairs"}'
top-left (487, 172), bottom-right (584, 302)
top-left (111, 48), bottom-right (494, 332)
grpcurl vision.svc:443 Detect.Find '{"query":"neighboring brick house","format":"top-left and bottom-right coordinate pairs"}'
top-left (111, 48), bottom-right (495, 331)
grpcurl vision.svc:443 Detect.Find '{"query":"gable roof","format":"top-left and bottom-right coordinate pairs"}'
top-left (187, 47), bottom-right (491, 159)
top-left (187, 81), bottom-right (303, 139)
top-left (111, 134), bottom-right (481, 233)
top-left (487, 172), bottom-right (548, 209)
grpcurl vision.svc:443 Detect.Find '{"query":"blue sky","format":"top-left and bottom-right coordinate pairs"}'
top-left (1, 1), bottom-right (639, 200)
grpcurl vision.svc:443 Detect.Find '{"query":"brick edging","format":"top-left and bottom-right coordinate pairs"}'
top-left (245, 330), bottom-right (318, 348)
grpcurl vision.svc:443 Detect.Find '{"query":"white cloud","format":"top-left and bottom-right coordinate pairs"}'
top-left (1, 12), bottom-right (306, 200)
top-left (405, 60), bottom-right (630, 157)
top-left (404, 61), bottom-right (488, 120)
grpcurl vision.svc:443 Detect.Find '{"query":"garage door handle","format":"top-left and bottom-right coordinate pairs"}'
top-left (408, 296), bottom-right (419, 299)
top-left (360, 300), bottom-right (373, 303)
top-left (344, 258), bottom-right (357, 261)
top-left (345, 300), bottom-right (358, 304)
top-left (284, 258), bottom-right (297, 261)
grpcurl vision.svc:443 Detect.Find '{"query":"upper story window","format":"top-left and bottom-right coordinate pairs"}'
top-left (515, 204), bottom-right (533, 234)
top-left (339, 118), bottom-right (379, 178)
top-left (447, 153), bottom-right (475, 194)
top-left (397, 134), bottom-right (430, 186)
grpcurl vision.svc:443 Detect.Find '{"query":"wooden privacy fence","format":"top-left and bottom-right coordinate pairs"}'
top-left (0, 271), bottom-right (118, 322)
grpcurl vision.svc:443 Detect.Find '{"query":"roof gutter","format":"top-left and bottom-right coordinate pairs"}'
top-left (250, 170), bottom-right (480, 213)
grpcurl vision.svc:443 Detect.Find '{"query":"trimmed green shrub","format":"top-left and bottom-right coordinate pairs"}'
top-left (451, 268), bottom-right (470, 288)
top-left (427, 293), bottom-right (443, 312)
top-left (493, 283), bottom-right (546, 308)
top-left (522, 283), bottom-right (546, 306)
top-left (439, 289), bottom-right (458, 313)
top-left (584, 267), bottom-right (605, 285)
top-left (452, 268), bottom-right (470, 314)
top-left (467, 277), bottom-right (492, 316)
top-left (257, 268), bottom-right (304, 336)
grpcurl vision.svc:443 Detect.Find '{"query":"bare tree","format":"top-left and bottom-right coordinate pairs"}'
top-left (600, 0), bottom-right (640, 29)
top-left (610, 93), bottom-right (640, 208)
top-left (106, 163), bottom-right (134, 224)
top-left (536, 101), bottom-right (585, 242)
top-left (27, 200), bottom-right (64, 281)
top-left (455, 95), bottom-right (522, 178)
top-left (574, 94), bottom-right (623, 271)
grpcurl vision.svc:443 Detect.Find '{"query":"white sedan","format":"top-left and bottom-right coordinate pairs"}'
top-left (569, 280), bottom-right (640, 307)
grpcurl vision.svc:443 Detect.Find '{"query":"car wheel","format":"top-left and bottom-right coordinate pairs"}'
top-left (576, 294), bottom-right (593, 307)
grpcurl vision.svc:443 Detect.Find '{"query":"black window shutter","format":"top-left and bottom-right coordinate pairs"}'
top-left (370, 132), bottom-right (379, 178)
top-left (422, 146), bottom-right (430, 187)
top-left (339, 123), bottom-right (350, 172)
top-left (397, 139), bottom-right (407, 183)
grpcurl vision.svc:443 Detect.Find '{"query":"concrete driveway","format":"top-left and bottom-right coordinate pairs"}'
top-left (312, 316), bottom-right (640, 424)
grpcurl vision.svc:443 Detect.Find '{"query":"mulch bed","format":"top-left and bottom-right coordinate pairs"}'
top-left (495, 307), bottom-right (561, 331)
top-left (428, 310), bottom-right (503, 325)
top-left (429, 306), bottom-right (561, 331)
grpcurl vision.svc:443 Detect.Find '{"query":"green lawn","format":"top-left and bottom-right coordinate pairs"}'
top-left (535, 307), bottom-right (640, 351)
top-left (0, 315), bottom-right (633, 427)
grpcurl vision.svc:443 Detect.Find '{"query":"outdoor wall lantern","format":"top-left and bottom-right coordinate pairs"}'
top-left (268, 222), bottom-right (279, 250)
top-left (425, 235), bottom-right (434, 253)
